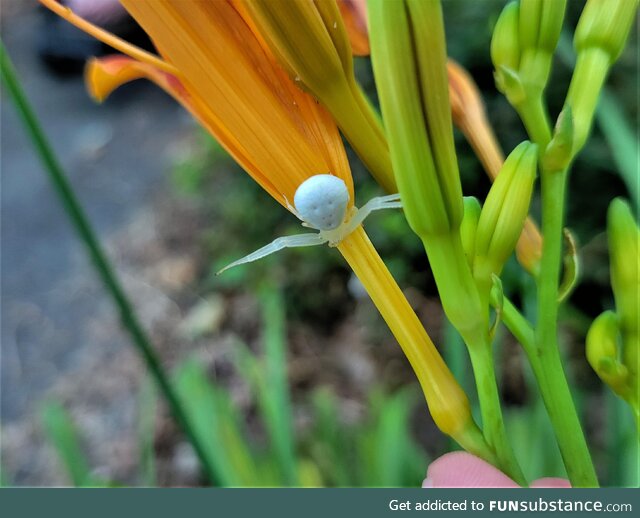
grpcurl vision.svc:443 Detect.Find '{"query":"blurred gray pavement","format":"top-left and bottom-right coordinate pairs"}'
top-left (1, 5), bottom-right (193, 426)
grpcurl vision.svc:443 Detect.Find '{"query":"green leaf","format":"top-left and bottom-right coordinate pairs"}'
top-left (558, 228), bottom-right (579, 302)
top-left (40, 402), bottom-right (96, 487)
top-left (137, 378), bottom-right (157, 486)
top-left (173, 359), bottom-right (259, 486)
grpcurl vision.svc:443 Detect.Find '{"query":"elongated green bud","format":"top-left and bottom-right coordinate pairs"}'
top-left (407, 0), bottom-right (464, 230)
top-left (536, 0), bottom-right (567, 53)
top-left (575, 0), bottom-right (639, 62)
top-left (519, 0), bottom-right (566, 93)
top-left (586, 311), bottom-right (632, 400)
top-left (474, 142), bottom-right (538, 284)
top-left (491, 2), bottom-right (521, 98)
top-left (566, 0), bottom-right (639, 155)
top-left (608, 198), bottom-right (640, 374)
top-left (242, 0), bottom-right (347, 94)
top-left (370, 0), bottom-right (485, 340)
top-left (492, 0), bottom-right (566, 97)
top-left (369, 0), bottom-right (457, 236)
top-left (461, 197), bottom-right (482, 268)
top-left (518, 0), bottom-right (541, 51)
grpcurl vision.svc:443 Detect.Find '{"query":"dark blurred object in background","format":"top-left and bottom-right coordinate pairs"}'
top-left (37, 0), bottom-right (153, 76)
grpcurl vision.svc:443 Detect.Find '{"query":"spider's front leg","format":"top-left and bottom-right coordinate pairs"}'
top-left (217, 233), bottom-right (326, 274)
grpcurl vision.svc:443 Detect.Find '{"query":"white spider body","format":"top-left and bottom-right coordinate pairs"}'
top-left (217, 175), bottom-right (402, 274)
top-left (293, 174), bottom-right (349, 231)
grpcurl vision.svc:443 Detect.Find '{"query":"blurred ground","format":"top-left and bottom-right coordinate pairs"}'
top-left (1, 4), bottom-right (202, 484)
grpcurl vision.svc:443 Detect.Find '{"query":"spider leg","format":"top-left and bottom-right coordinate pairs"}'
top-left (348, 193), bottom-right (403, 230)
top-left (217, 233), bottom-right (326, 275)
top-left (283, 194), bottom-right (304, 222)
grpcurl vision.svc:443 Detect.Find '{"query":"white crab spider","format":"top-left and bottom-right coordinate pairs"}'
top-left (217, 174), bottom-right (402, 274)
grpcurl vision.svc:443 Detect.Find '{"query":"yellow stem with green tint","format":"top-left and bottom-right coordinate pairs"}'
top-left (338, 227), bottom-right (495, 464)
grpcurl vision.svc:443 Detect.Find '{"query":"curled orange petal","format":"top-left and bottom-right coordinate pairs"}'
top-left (86, 55), bottom-right (190, 105)
top-left (337, 0), bottom-right (370, 56)
top-left (38, 0), bottom-right (178, 76)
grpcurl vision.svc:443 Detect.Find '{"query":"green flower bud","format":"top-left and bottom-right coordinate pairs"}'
top-left (461, 197), bottom-right (482, 267)
top-left (586, 311), bottom-right (635, 404)
top-left (474, 141), bottom-right (538, 282)
top-left (535, 0), bottom-right (567, 54)
top-left (407, 0), bottom-right (464, 230)
top-left (493, 0), bottom-right (567, 101)
top-left (518, 0), bottom-right (541, 51)
top-left (608, 198), bottom-right (640, 364)
top-left (241, 0), bottom-right (347, 94)
top-left (369, 0), bottom-right (463, 236)
top-left (566, 0), bottom-right (639, 155)
top-left (491, 2), bottom-right (521, 95)
top-left (575, 0), bottom-right (639, 62)
top-left (518, 0), bottom-right (566, 92)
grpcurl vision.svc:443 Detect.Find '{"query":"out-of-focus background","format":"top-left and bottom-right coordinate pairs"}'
top-left (1, 0), bottom-right (637, 487)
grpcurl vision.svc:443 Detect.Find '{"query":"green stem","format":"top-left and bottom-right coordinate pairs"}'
top-left (492, 293), bottom-right (536, 359)
top-left (516, 93), bottom-right (552, 151)
top-left (467, 338), bottom-right (527, 486)
top-left (0, 41), bottom-right (219, 486)
top-left (422, 234), bottom-right (524, 483)
top-left (535, 167), bottom-right (599, 486)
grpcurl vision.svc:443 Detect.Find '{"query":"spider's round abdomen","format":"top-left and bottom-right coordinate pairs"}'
top-left (294, 174), bottom-right (349, 231)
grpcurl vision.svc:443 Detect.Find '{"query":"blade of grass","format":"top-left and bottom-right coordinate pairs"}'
top-left (357, 389), bottom-right (427, 487)
top-left (595, 92), bottom-right (639, 211)
top-left (0, 41), bottom-right (218, 485)
top-left (137, 378), bottom-right (157, 486)
top-left (258, 285), bottom-right (298, 485)
top-left (228, 286), bottom-right (298, 485)
top-left (40, 402), bottom-right (95, 486)
top-left (174, 359), bottom-right (260, 486)
top-left (309, 388), bottom-right (352, 486)
top-left (375, 389), bottom-right (427, 487)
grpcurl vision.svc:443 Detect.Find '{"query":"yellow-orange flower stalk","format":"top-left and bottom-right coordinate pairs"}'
top-left (338, 2), bottom-right (543, 275)
top-left (39, 0), bottom-right (494, 460)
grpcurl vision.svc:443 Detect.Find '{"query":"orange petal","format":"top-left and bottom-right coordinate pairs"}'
top-left (86, 55), bottom-right (189, 104)
top-left (338, 0), bottom-right (370, 56)
top-left (85, 54), bottom-right (281, 198)
top-left (120, 0), bottom-right (353, 207)
top-left (38, 0), bottom-right (177, 76)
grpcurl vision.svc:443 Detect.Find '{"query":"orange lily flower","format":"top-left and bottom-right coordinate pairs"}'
top-left (39, 0), bottom-right (494, 458)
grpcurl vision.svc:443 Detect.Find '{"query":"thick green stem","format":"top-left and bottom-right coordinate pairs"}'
top-left (422, 233), bottom-right (524, 482)
top-left (421, 233), bottom-right (485, 338)
top-left (516, 93), bottom-right (552, 151)
top-left (467, 339), bottom-right (527, 486)
top-left (492, 293), bottom-right (535, 359)
top-left (0, 41), bottom-right (219, 485)
top-left (536, 168), bottom-right (599, 486)
top-left (530, 345), bottom-right (599, 486)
